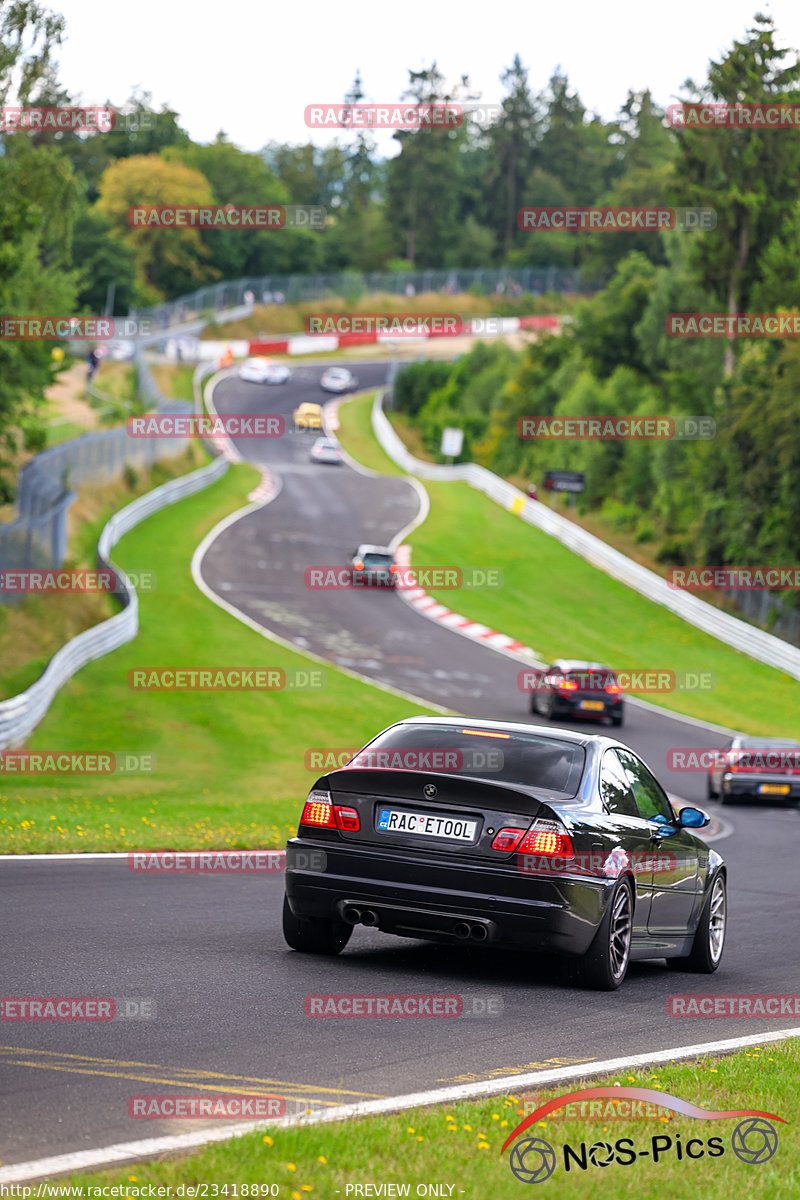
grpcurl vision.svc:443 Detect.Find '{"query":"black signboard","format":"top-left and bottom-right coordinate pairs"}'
top-left (543, 470), bottom-right (586, 494)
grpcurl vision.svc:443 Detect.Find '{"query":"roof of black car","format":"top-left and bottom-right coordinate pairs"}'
top-left (394, 714), bottom-right (606, 747)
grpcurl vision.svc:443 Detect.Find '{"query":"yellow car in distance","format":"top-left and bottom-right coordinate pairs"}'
top-left (293, 402), bottom-right (323, 431)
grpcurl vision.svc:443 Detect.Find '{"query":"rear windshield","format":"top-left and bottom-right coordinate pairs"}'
top-left (354, 724), bottom-right (585, 795)
top-left (564, 669), bottom-right (615, 689)
top-left (363, 553), bottom-right (394, 566)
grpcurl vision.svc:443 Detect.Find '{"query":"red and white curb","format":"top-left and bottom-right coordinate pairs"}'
top-left (247, 468), bottom-right (279, 504)
top-left (322, 398), bottom-right (345, 433)
top-left (196, 315), bottom-right (561, 363)
top-left (394, 544), bottom-right (537, 660)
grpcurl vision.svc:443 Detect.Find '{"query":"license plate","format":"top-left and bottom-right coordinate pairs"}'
top-left (758, 782), bottom-right (790, 795)
top-left (579, 700), bottom-right (605, 711)
top-left (377, 807), bottom-right (477, 842)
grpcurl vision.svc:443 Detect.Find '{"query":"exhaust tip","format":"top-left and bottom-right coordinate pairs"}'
top-left (453, 921), bottom-right (471, 940)
top-left (342, 906), bottom-right (362, 925)
top-left (470, 924), bottom-right (488, 942)
top-left (360, 908), bottom-right (378, 927)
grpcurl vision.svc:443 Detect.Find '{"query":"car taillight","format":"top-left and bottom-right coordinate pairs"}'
top-left (559, 679), bottom-right (579, 692)
top-left (334, 806), bottom-right (360, 832)
top-left (491, 827), bottom-right (527, 852)
top-left (605, 683), bottom-right (621, 694)
top-left (389, 563), bottom-right (398, 574)
top-left (354, 560), bottom-right (364, 571)
top-left (300, 789), bottom-right (335, 828)
top-left (517, 819), bottom-right (573, 857)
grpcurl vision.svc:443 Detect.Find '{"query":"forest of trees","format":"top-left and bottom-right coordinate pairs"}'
top-left (393, 11), bottom-right (800, 587)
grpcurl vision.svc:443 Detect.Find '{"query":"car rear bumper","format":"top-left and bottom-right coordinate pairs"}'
top-left (284, 837), bottom-right (615, 956)
top-left (722, 774), bottom-right (800, 797)
top-left (554, 698), bottom-right (623, 720)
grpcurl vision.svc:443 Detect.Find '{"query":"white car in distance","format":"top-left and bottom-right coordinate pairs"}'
top-left (239, 357), bottom-right (291, 384)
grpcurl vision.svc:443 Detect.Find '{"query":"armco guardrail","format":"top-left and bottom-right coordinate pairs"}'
top-left (372, 393), bottom-right (800, 683)
top-left (0, 453), bottom-right (228, 750)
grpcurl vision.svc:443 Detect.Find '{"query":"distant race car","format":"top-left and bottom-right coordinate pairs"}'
top-left (350, 544), bottom-right (399, 588)
top-left (283, 716), bottom-right (727, 990)
top-left (239, 357), bottom-right (291, 384)
top-left (707, 735), bottom-right (800, 804)
top-left (530, 659), bottom-right (624, 727)
top-left (310, 437), bottom-right (343, 465)
top-left (293, 402), bottom-right (323, 431)
top-left (320, 367), bottom-right (357, 393)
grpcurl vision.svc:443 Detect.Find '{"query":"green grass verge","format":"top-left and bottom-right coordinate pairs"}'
top-left (63, 1042), bottom-right (797, 1198)
top-left (0, 463), bottom-right (432, 853)
top-left (337, 393), bottom-right (800, 737)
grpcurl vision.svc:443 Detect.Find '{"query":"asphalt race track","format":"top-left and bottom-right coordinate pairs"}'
top-left (3, 361), bottom-right (799, 1171)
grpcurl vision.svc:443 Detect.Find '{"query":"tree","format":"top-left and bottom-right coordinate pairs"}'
top-left (483, 55), bottom-right (542, 256)
top-left (95, 155), bottom-right (215, 298)
top-left (386, 63), bottom-right (471, 266)
top-left (0, 1), bottom-right (78, 495)
top-left (673, 14), bottom-right (800, 373)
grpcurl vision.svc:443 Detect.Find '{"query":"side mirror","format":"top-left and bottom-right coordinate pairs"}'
top-left (678, 806), bottom-right (710, 829)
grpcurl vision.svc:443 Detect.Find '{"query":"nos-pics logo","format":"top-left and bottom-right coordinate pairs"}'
top-left (502, 1086), bottom-right (784, 1184)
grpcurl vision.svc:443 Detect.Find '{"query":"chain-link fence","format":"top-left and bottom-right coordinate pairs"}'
top-left (722, 588), bottom-right (800, 650)
top-left (0, 353), bottom-right (192, 605)
top-left (127, 266), bottom-right (596, 330)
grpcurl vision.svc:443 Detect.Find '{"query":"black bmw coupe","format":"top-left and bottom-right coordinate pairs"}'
top-left (283, 717), bottom-right (727, 990)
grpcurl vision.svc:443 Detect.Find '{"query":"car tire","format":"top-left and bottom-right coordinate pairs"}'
top-left (706, 775), bottom-right (718, 800)
top-left (566, 878), bottom-right (633, 991)
top-left (282, 896), bottom-right (352, 956)
top-left (666, 872), bottom-right (726, 973)
top-left (611, 712), bottom-right (624, 727)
